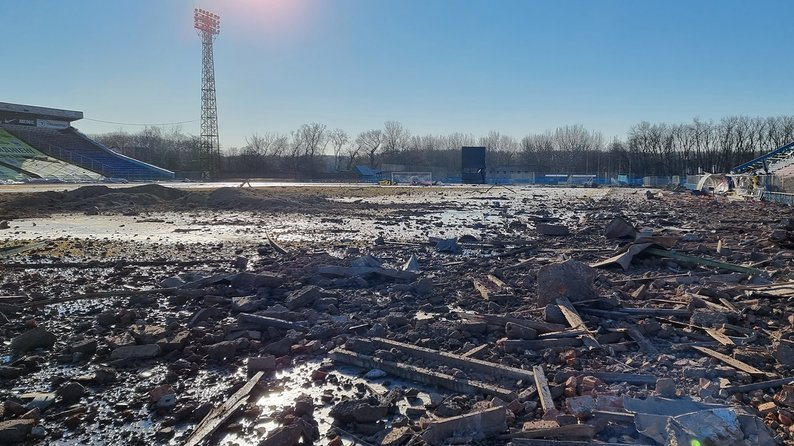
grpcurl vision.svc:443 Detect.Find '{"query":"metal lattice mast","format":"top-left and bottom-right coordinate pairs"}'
top-left (194, 9), bottom-right (220, 176)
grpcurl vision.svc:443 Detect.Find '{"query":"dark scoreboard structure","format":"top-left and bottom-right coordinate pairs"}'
top-left (461, 146), bottom-right (486, 184)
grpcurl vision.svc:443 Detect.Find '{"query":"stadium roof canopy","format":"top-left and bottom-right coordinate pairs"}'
top-left (0, 102), bottom-right (83, 122)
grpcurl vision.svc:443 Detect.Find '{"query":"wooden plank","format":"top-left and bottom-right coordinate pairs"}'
top-left (0, 241), bottom-right (47, 259)
top-left (553, 370), bottom-right (657, 386)
top-left (577, 307), bottom-right (691, 319)
top-left (690, 346), bottom-right (767, 377)
top-left (626, 326), bottom-right (658, 355)
top-left (488, 274), bottom-right (509, 288)
top-left (184, 371), bottom-right (264, 446)
top-left (611, 272), bottom-right (707, 284)
top-left (237, 313), bottom-right (307, 332)
top-left (644, 247), bottom-right (764, 275)
top-left (330, 348), bottom-right (516, 400)
top-left (458, 312), bottom-right (566, 334)
top-left (533, 366), bottom-right (556, 415)
top-left (704, 328), bottom-right (735, 346)
top-left (591, 410), bottom-right (635, 423)
top-left (538, 329), bottom-right (589, 340)
top-left (556, 298), bottom-right (588, 331)
top-left (462, 344), bottom-right (489, 359)
top-left (718, 298), bottom-right (740, 313)
top-left (596, 332), bottom-right (626, 344)
top-left (556, 297), bottom-right (600, 349)
top-left (370, 337), bottom-right (535, 382)
top-left (503, 338), bottom-right (583, 353)
top-left (510, 440), bottom-right (637, 446)
top-left (505, 322), bottom-right (538, 340)
top-left (472, 278), bottom-right (491, 300)
top-left (265, 232), bottom-right (288, 254)
top-left (505, 258), bottom-right (534, 270)
top-left (734, 281), bottom-right (794, 298)
top-left (619, 307), bottom-right (691, 317)
top-left (508, 423), bottom-right (596, 440)
top-left (689, 294), bottom-right (733, 312)
top-left (722, 377), bottom-right (794, 394)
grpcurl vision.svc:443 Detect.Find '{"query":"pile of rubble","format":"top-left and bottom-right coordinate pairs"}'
top-left (0, 185), bottom-right (792, 445)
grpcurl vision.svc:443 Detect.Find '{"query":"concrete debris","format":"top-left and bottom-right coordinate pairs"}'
top-left (109, 344), bottom-right (161, 360)
top-left (364, 368), bottom-right (387, 379)
top-left (247, 355), bottom-right (277, 373)
top-left (655, 378), bottom-right (676, 398)
top-left (10, 327), bottom-right (56, 354)
top-left (403, 254), bottom-right (420, 272)
top-left (379, 426), bottom-right (413, 446)
top-left (536, 223), bottom-right (570, 236)
top-left (257, 418), bottom-right (316, 446)
top-left (433, 237), bottom-right (461, 254)
top-left (667, 408), bottom-right (744, 446)
top-left (773, 339), bottom-right (794, 367)
top-left (421, 406), bottom-right (507, 445)
top-left (284, 285), bottom-right (320, 310)
top-left (0, 419), bottom-right (34, 443)
top-left (56, 382), bottom-right (86, 404)
top-left (626, 396), bottom-right (775, 446)
top-left (329, 399), bottom-right (389, 423)
top-left (1, 185), bottom-right (793, 445)
top-left (604, 216), bottom-right (638, 239)
top-left (536, 260), bottom-right (597, 306)
top-left (351, 255), bottom-right (383, 268)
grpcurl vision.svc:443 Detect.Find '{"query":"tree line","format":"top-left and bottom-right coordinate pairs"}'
top-left (91, 115), bottom-right (794, 178)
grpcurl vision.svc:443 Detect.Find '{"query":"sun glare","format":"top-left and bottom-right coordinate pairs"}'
top-left (203, 0), bottom-right (318, 41)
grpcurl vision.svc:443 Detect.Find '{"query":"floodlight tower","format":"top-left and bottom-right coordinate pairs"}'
top-left (194, 8), bottom-right (221, 177)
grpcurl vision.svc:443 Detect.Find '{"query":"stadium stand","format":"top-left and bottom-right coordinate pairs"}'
top-left (0, 102), bottom-right (174, 181)
top-left (0, 164), bottom-right (30, 183)
top-left (0, 128), bottom-right (102, 182)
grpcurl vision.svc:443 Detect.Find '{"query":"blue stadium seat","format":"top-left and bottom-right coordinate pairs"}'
top-left (0, 124), bottom-right (174, 181)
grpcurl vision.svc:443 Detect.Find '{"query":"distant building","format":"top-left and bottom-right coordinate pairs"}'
top-left (461, 146), bottom-right (486, 184)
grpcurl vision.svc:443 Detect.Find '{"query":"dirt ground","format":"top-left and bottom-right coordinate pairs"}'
top-left (0, 183), bottom-right (792, 446)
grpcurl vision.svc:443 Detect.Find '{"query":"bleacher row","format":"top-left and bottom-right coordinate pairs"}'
top-left (0, 124), bottom-right (174, 182)
top-left (0, 128), bottom-right (102, 183)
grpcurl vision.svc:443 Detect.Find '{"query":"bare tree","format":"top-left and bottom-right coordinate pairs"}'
top-left (299, 123), bottom-right (327, 156)
top-left (328, 128), bottom-right (349, 171)
top-left (344, 141), bottom-right (362, 171)
top-left (285, 129), bottom-right (304, 173)
top-left (270, 134), bottom-right (288, 158)
top-left (91, 112), bottom-right (794, 180)
top-left (356, 129), bottom-right (383, 167)
top-left (382, 121), bottom-right (409, 158)
top-left (244, 133), bottom-right (268, 156)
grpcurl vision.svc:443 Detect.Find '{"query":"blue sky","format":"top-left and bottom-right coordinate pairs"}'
top-left (2, 0), bottom-right (793, 148)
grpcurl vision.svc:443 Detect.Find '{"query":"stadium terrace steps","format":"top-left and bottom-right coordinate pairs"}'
top-left (0, 161), bottom-right (33, 182)
top-left (0, 128), bottom-right (102, 182)
top-left (11, 156), bottom-right (101, 182)
top-left (1, 124), bottom-right (174, 181)
top-left (730, 141), bottom-right (794, 175)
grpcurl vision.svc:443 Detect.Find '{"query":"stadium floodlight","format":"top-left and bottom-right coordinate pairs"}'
top-left (194, 8), bottom-right (221, 178)
top-left (194, 8), bottom-right (220, 35)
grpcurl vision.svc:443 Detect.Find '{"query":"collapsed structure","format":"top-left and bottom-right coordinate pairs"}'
top-left (0, 185), bottom-right (792, 446)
